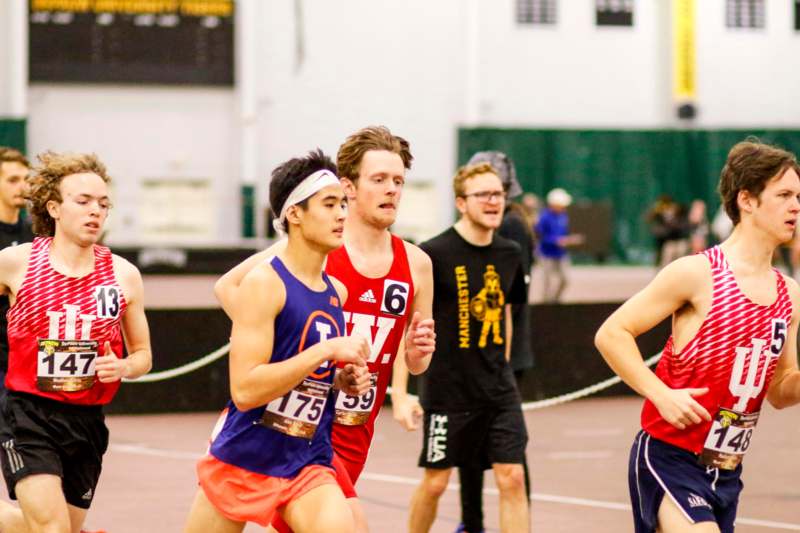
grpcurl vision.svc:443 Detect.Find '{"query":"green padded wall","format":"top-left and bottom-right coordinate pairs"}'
top-left (0, 119), bottom-right (26, 153)
top-left (458, 128), bottom-right (800, 262)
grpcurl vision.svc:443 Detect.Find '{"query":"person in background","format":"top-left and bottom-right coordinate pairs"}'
top-left (0, 148), bottom-right (34, 409)
top-left (455, 151), bottom-right (533, 533)
top-left (405, 162), bottom-right (529, 533)
top-left (535, 188), bottom-right (583, 303)
top-left (687, 199), bottom-right (709, 254)
top-left (646, 195), bottom-right (689, 268)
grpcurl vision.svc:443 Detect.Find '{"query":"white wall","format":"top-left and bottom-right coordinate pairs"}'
top-left (695, 0), bottom-right (800, 126)
top-left (252, 0), bottom-right (467, 241)
top-left (477, 0), bottom-right (673, 127)
top-left (0, 0), bottom-right (26, 118)
top-left (16, 0), bottom-right (800, 244)
top-left (0, 1), bottom-right (11, 115)
top-left (27, 86), bottom-right (237, 243)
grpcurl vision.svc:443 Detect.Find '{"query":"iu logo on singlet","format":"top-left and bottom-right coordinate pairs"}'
top-left (46, 304), bottom-right (97, 340)
top-left (729, 319), bottom-right (786, 411)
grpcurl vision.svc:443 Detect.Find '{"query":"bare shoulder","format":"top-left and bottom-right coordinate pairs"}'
top-left (402, 240), bottom-right (432, 271)
top-left (329, 275), bottom-right (349, 305)
top-left (0, 243), bottom-right (33, 289)
top-left (240, 259), bottom-right (286, 310)
top-left (262, 238), bottom-right (288, 258)
top-left (111, 253), bottom-right (141, 281)
top-left (654, 254), bottom-right (711, 289)
top-left (0, 242), bottom-right (32, 262)
top-left (111, 254), bottom-right (144, 305)
top-left (780, 273), bottom-right (800, 308)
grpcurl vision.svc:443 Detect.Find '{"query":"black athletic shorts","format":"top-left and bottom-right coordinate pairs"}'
top-left (0, 391), bottom-right (109, 509)
top-left (418, 405), bottom-right (528, 469)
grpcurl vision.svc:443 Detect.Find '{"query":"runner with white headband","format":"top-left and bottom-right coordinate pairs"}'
top-left (184, 149), bottom-right (371, 533)
top-left (215, 126), bottom-right (436, 533)
top-left (272, 169), bottom-right (341, 237)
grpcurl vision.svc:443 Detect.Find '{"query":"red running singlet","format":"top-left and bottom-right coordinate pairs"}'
top-left (6, 237), bottom-right (127, 405)
top-left (325, 234), bottom-right (414, 479)
top-left (641, 246), bottom-right (792, 457)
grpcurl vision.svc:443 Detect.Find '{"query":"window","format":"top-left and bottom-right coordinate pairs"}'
top-left (517, 0), bottom-right (557, 25)
top-left (726, 0), bottom-right (765, 29)
top-left (596, 0), bottom-right (634, 27)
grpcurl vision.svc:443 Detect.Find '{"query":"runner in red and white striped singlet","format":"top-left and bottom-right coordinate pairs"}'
top-left (6, 236), bottom-right (126, 405)
top-left (597, 140), bottom-right (800, 532)
top-left (0, 152), bottom-right (152, 533)
top-left (641, 245), bottom-right (792, 454)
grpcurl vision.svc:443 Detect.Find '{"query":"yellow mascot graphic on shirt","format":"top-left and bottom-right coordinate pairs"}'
top-left (469, 265), bottom-right (505, 348)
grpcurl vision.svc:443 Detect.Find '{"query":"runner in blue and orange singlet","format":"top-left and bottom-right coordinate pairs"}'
top-left (183, 150), bottom-right (371, 533)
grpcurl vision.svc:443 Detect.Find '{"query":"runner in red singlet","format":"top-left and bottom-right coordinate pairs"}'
top-left (0, 151), bottom-right (152, 533)
top-left (215, 126), bottom-right (435, 532)
top-left (596, 139), bottom-right (800, 533)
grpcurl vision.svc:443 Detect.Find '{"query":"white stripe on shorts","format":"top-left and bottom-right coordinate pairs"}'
top-left (643, 434), bottom-right (695, 524)
top-left (634, 431), bottom-right (646, 518)
top-left (2, 440), bottom-right (23, 474)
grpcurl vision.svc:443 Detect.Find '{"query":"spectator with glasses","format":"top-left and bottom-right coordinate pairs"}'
top-left (405, 162), bottom-right (529, 533)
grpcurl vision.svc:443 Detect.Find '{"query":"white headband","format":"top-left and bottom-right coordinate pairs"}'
top-left (272, 169), bottom-right (340, 236)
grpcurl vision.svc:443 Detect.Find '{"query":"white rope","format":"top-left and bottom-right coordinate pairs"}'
top-left (124, 343), bottom-right (661, 413)
top-left (520, 352), bottom-right (662, 411)
top-left (122, 343), bottom-right (230, 383)
top-left (386, 352), bottom-right (663, 410)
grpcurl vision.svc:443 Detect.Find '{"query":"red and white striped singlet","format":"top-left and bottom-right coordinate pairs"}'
top-left (6, 237), bottom-right (127, 405)
top-left (642, 246), bottom-right (793, 454)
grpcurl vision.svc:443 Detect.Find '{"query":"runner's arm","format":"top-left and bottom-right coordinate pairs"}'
top-left (229, 264), bottom-right (367, 411)
top-left (391, 337), bottom-right (423, 431)
top-left (329, 277), bottom-right (370, 396)
top-left (0, 243), bottom-right (31, 298)
top-left (403, 243), bottom-right (435, 375)
top-left (214, 239), bottom-right (287, 317)
top-left (767, 276), bottom-right (800, 409)
top-left (99, 257), bottom-right (152, 381)
top-left (595, 255), bottom-right (713, 430)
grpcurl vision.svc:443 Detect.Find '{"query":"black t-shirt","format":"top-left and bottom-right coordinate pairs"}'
top-left (0, 218), bottom-right (34, 372)
top-left (419, 226), bottom-right (527, 411)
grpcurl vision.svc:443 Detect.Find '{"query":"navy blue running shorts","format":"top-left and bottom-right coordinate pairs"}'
top-left (629, 430), bottom-right (743, 533)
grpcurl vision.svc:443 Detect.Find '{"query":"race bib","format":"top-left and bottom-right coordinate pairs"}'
top-left (36, 339), bottom-right (98, 392)
top-left (261, 379), bottom-right (331, 439)
top-left (699, 408), bottom-right (759, 470)
top-left (334, 372), bottom-right (379, 426)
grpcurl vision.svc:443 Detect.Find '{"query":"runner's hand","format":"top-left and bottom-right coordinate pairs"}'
top-left (334, 364), bottom-right (371, 396)
top-left (405, 312), bottom-right (435, 362)
top-left (392, 394), bottom-right (423, 431)
top-left (327, 335), bottom-right (369, 366)
top-left (653, 387), bottom-right (711, 430)
top-left (95, 341), bottom-right (129, 383)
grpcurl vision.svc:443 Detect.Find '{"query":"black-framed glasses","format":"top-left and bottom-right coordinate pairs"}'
top-left (462, 190), bottom-right (507, 202)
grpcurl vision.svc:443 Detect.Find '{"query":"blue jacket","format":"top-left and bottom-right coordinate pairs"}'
top-left (536, 208), bottom-right (569, 259)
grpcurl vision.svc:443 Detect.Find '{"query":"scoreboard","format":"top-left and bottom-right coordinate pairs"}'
top-left (29, 0), bottom-right (234, 85)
